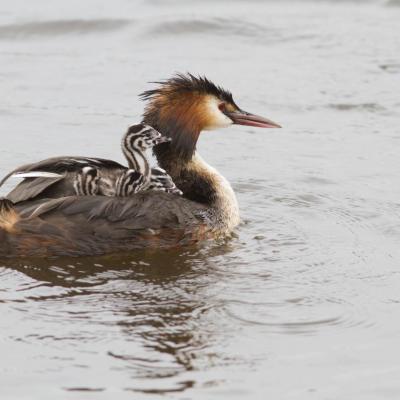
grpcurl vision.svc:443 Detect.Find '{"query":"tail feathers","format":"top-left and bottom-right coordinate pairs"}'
top-left (0, 198), bottom-right (20, 232)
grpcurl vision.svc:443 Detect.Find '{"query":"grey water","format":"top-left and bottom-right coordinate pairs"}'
top-left (1, 0), bottom-right (400, 398)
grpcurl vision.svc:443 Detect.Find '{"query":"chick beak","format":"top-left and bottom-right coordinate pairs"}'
top-left (227, 110), bottom-right (281, 128)
top-left (156, 136), bottom-right (172, 145)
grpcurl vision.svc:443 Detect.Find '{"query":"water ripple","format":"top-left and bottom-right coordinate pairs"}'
top-left (0, 19), bottom-right (131, 39)
top-left (326, 103), bottom-right (386, 112)
top-left (146, 17), bottom-right (270, 38)
top-left (219, 297), bottom-right (372, 335)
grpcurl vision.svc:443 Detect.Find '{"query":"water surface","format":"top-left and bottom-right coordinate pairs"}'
top-left (1, 0), bottom-right (400, 398)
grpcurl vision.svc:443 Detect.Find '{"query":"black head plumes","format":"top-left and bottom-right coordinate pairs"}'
top-left (140, 73), bottom-right (236, 106)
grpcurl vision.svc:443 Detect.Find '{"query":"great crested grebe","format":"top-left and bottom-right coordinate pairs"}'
top-left (0, 74), bottom-right (280, 257)
top-left (0, 124), bottom-right (180, 200)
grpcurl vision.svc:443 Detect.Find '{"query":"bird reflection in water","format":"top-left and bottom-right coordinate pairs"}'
top-left (1, 241), bottom-right (236, 393)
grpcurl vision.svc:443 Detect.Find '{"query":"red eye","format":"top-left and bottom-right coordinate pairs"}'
top-left (218, 103), bottom-right (226, 112)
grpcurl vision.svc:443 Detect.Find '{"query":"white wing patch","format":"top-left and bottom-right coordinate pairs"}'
top-left (11, 171), bottom-right (64, 179)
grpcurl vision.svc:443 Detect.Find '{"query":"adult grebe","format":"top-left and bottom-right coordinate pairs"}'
top-left (0, 74), bottom-right (280, 257)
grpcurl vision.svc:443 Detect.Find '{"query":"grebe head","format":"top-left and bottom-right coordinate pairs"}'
top-left (125, 124), bottom-right (170, 152)
top-left (140, 73), bottom-right (281, 161)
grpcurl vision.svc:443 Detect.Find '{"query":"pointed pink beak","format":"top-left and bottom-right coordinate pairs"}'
top-left (227, 111), bottom-right (281, 128)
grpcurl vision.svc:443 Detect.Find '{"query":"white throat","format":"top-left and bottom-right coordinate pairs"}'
top-left (190, 153), bottom-right (240, 233)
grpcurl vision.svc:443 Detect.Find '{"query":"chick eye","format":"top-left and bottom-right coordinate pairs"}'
top-left (218, 103), bottom-right (226, 112)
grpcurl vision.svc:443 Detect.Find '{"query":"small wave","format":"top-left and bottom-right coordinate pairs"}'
top-left (385, 0), bottom-right (400, 5)
top-left (220, 296), bottom-right (372, 334)
top-left (379, 63), bottom-right (400, 73)
top-left (146, 17), bottom-right (270, 39)
top-left (0, 19), bottom-right (131, 40)
top-left (327, 103), bottom-right (386, 112)
top-left (272, 193), bottom-right (326, 208)
top-left (302, 176), bottom-right (336, 186)
top-left (64, 388), bottom-right (105, 392)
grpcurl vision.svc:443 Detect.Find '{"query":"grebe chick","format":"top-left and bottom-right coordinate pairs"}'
top-left (73, 124), bottom-right (175, 197)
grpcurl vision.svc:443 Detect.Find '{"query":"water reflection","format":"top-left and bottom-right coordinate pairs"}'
top-left (1, 243), bottom-right (234, 393)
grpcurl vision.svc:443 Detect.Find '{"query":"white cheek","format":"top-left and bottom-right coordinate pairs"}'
top-left (204, 97), bottom-right (233, 130)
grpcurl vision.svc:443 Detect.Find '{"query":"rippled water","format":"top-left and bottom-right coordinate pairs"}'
top-left (1, 0), bottom-right (400, 398)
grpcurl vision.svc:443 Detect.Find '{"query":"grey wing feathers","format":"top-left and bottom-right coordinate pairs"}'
top-left (10, 193), bottom-right (211, 256)
top-left (7, 176), bottom-right (65, 203)
top-left (0, 156), bottom-right (127, 204)
top-left (23, 192), bottom-right (207, 229)
top-left (0, 157), bottom-right (70, 188)
top-left (0, 156), bottom-right (125, 186)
